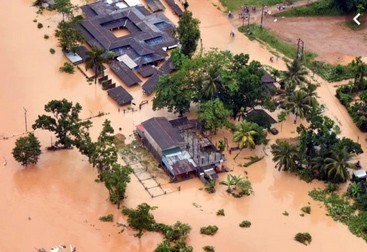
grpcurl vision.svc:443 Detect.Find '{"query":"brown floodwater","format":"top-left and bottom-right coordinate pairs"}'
top-left (1, 0), bottom-right (367, 251)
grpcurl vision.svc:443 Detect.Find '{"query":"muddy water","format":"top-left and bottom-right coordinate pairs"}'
top-left (1, 0), bottom-right (367, 251)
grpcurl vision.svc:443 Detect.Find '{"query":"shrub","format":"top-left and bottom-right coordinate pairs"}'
top-left (301, 206), bottom-right (311, 214)
top-left (326, 182), bottom-right (339, 193)
top-left (216, 209), bottom-right (225, 216)
top-left (37, 23), bottom-right (43, 29)
top-left (239, 220), bottom-right (251, 228)
top-left (282, 211), bottom-right (289, 216)
top-left (294, 232), bottom-right (312, 245)
top-left (44, 34), bottom-right (49, 39)
top-left (200, 225), bottom-right (218, 235)
top-left (203, 245), bottom-right (215, 252)
top-left (59, 62), bottom-right (75, 74)
top-left (99, 214), bottom-right (113, 222)
top-left (50, 48), bottom-right (55, 54)
top-left (33, 19), bottom-right (37, 22)
top-left (204, 180), bottom-right (216, 194)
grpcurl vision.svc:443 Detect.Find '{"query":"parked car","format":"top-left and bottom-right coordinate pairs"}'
top-left (269, 128), bottom-right (279, 135)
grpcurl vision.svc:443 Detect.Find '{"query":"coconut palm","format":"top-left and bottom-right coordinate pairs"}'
top-left (233, 121), bottom-right (258, 160)
top-left (324, 148), bottom-right (354, 183)
top-left (271, 141), bottom-right (300, 172)
top-left (351, 56), bottom-right (367, 89)
top-left (201, 65), bottom-right (223, 100)
top-left (282, 58), bottom-right (308, 90)
top-left (301, 82), bottom-right (319, 107)
top-left (283, 90), bottom-right (311, 123)
top-left (85, 46), bottom-right (108, 84)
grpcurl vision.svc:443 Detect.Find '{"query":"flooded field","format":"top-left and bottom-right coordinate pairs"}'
top-left (1, 0), bottom-right (367, 251)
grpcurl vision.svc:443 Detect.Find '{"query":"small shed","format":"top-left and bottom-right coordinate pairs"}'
top-left (65, 52), bottom-right (83, 65)
top-left (107, 86), bottom-right (133, 106)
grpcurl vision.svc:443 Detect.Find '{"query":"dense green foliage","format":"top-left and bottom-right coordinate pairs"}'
top-left (122, 203), bottom-right (158, 238)
top-left (59, 62), bottom-right (75, 74)
top-left (198, 99), bottom-right (231, 133)
top-left (220, 174), bottom-right (254, 197)
top-left (101, 164), bottom-right (133, 209)
top-left (12, 133), bottom-right (42, 167)
top-left (55, 18), bottom-right (84, 53)
top-left (153, 50), bottom-right (275, 119)
top-left (203, 245), bottom-right (215, 252)
top-left (310, 187), bottom-right (367, 242)
top-left (99, 214), bottom-right (114, 222)
top-left (175, 11), bottom-right (200, 57)
top-left (294, 232), bottom-right (312, 245)
top-left (301, 206), bottom-right (311, 214)
top-left (200, 225), bottom-right (218, 235)
top-left (239, 220), bottom-right (252, 228)
top-left (32, 99), bottom-right (92, 148)
top-left (336, 57), bottom-right (367, 131)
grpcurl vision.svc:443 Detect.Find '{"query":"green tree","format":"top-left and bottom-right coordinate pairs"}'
top-left (85, 46), bottom-right (108, 84)
top-left (232, 121), bottom-right (265, 160)
top-left (12, 133), bottom-right (41, 167)
top-left (153, 71), bottom-right (193, 116)
top-left (32, 99), bottom-right (92, 148)
top-left (198, 99), bottom-right (231, 134)
top-left (201, 64), bottom-right (223, 99)
top-left (283, 90), bottom-right (311, 123)
top-left (282, 58), bottom-right (308, 91)
top-left (55, 19), bottom-right (84, 52)
top-left (301, 82), bottom-right (319, 108)
top-left (351, 56), bottom-right (367, 90)
top-left (101, 164), bottom-right (133, 209)
top-left (175, 11), bottom-right (200, 57)
top-left (90, 120), bottom-right (118, 173)
top-left (271, 141), bottom-right (300, 172)
top-left (277, 111), bottom-right (287, 132)
top-left (324, 148), bottom-right (354, 183)
top-left (53, 0), bottom-right (76, 20)
top-left (122, 203), bottom-right (158, 238)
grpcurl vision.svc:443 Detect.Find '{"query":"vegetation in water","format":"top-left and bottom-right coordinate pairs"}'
top-left (99, 214), bottom-right (113, 222)
top-left (200, 225), bottom-right (218, 235)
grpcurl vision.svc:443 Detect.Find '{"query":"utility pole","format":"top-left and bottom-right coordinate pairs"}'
top-left (23, 107), bottom-right (28, 133)
top-left (260, 5), bottom-right (264, 28)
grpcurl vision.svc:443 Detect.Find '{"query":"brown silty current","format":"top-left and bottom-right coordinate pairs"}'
top-left (0, 0), bottom-right (367, 251)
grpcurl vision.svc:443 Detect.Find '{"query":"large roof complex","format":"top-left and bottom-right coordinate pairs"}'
top-left (77, 3), bottom-right (178, 68)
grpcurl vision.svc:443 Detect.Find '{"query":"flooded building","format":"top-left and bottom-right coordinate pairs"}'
top-left (136, 117), bottom-right (224, 181)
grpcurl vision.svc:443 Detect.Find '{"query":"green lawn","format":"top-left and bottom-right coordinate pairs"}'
top-left (274, 0), bottom-right (342, 17)
top-left (219, 0), bottom-right (298, 11)
top-left (238, 24), bottom-right (354, 82)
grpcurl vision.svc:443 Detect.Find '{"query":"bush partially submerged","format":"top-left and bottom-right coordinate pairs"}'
top-left (203, 245), bottom-right (215, 252)
top-left (99, 214), bottom-right (113, 222)
top-left (301, 206), bottom-right (311, 214)
top-left (59, 62), bottom-right (75, 74)
top-left (239, 220), bottom-right (251, 228)
top-left (200, 225), bottom-right (218, 235)
top-left (294, 232), bottom-right (312, 245)
top-left (216, 209), bottom-right (225, 216)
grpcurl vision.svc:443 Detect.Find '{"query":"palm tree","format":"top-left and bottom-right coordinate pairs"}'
top-left (301, 82), bottom-right (319, 107)
top-left (271, 141), bottom-right (300, 172)
top-left (201, 65), bottom-right (223, 99)
top-left (233, 121), bottom-right (258, 160)
top-left (324, 148), bottom-right (354, 183)
top-left (351, 56), bottom-right (367, 89)
top-left (283, 90), bottom-right (311, 123)
top-left (282, 58), bottom-right (308, 90)
top-left (85, 46), bottom-right (108, 84)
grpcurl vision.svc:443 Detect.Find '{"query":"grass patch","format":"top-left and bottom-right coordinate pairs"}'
top-left (239, 220), bottom-right (251, 228)
top-left (99, 214), bottom-right (113, 222)
top-left (274, 0), bottom-right (341, 17)
top-left (294, 232), bottom-right (312, 245)
top-left (200, 225), bottom-right (218, 235)
top-left (219, 0), bottom-right (296, 11)
top-left (238, 24), bottom-right (354, 82)
top-left (309, 188), bottom-right (367, 242)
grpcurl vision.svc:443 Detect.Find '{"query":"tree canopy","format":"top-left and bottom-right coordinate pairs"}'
top-left (197, 99), bottom-right (231, 133)
top-left (32, 99), bottom-right (92, 148)
top-left (175, 11), bottom-right (200, 57)
top-left (55, 18), bottom-right (84, 52)
top-left (12, 133), bottom-right (42, 167)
